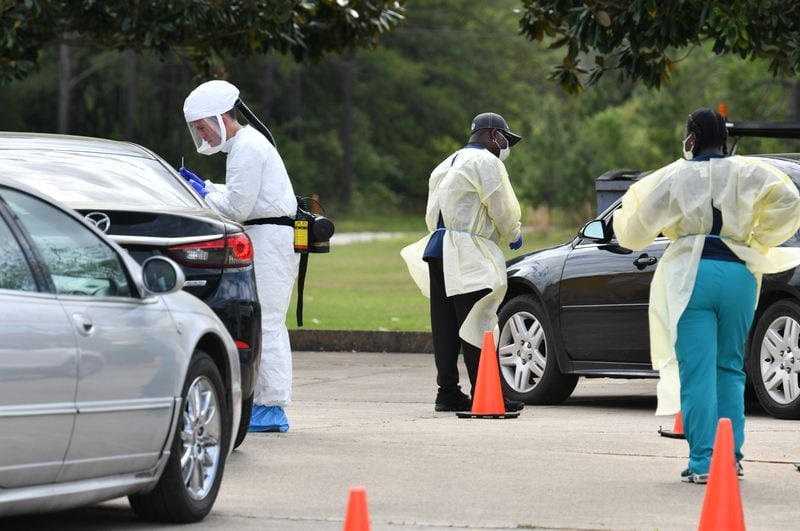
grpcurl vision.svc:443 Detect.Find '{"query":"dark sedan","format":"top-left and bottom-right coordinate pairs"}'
top-left (498, 154), bottom-right (800, 419)
top-left (0, 132), bottom-right (260, 447)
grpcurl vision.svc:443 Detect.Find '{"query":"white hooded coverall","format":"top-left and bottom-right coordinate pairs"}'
top-left (613, 156), bottom-right (800, 415)
top-left (204, 125), bottom-right (300, 407)
top-left (401, 147), bottom-right (522, 348)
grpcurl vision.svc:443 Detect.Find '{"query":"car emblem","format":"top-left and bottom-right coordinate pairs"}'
top-left (84, 212), bottom-right (111, 233)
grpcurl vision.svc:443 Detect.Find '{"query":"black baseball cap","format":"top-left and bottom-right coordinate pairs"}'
top-left (470, 112), bottom-right (522, 146)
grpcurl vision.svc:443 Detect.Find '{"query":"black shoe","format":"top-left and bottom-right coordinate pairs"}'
top-left (503, 398), bottom-right (524, 412)
top-left (680, 468), bottom-right (708, 484)
top-left (435, 390), bottom-right (472, 412)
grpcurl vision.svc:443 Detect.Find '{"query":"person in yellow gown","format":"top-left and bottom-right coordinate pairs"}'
top-left (614, 108), bottom-right (800, 483)
top-left (401, 112), bottom-right (524, 412)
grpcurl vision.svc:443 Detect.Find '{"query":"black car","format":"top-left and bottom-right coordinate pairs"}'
top-left (0, 132), bottom-right (260, 447)
top-left (498, 138), bottom-right (800, 420)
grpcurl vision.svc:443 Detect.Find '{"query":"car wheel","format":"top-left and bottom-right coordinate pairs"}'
top-left (233, 393), bottom-right (253, 449)
top-left (748, 299), bottom-right (800, 419)
top-left (497, 294), bottom-right (578, 404)
top-left (129, 350), bottom-right (230, 522)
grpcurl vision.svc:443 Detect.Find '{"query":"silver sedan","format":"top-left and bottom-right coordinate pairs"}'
top-left (0, 177), bottom-right (241, 522)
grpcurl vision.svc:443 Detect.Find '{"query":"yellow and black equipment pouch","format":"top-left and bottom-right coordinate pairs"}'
top-left (243, 196), bottom-right (334, 327)
top-left (293, 196), bottom-right (335, 326)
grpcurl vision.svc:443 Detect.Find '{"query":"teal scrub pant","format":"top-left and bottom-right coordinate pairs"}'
top-left (674, 259), bottom-right (757, 475)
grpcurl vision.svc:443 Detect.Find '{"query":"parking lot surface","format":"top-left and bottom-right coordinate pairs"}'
top-left (6, 350), bottom-right (799, 530)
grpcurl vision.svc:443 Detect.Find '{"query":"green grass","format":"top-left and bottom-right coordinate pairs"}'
top-left (288, 227), bottom-right (578, 331)
top-left (332, 213), bottom-right (426, 233)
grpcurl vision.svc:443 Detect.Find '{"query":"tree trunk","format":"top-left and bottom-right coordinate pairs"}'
top-left (161, 56), bottom-right (177, 163)
top-left (125, 51), bottom-right (138, 141)
top-left (790, 79), bottom-right (800, 121)
top-left (337, 52), bottom-right (356, 208)
top-left (260, 58), bottom-right (277, 123)
top-left (176, 63), bottom-right (188, 163)
top-left (290, 66), bottom-right (303, 141)
top-left (58, 43), bottom-right (73, 134)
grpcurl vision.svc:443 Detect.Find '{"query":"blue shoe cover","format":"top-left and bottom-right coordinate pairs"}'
top-left (248, 405), bottom-right (289, 432)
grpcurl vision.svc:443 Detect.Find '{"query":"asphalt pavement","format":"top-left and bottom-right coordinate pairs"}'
top-left (6, 350), bottom-right (800, 530)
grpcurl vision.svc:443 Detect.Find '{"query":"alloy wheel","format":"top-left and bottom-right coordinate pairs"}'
top-left (180, 375), bottom-right (222, 500)
top-left (498, 310), bottom-right (547, 393)
top-left (759, 315), bottom-right (800, 405)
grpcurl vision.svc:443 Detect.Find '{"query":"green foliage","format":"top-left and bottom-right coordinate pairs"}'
top-left (518, 0), bottom-right (800, 93)
top-left (1, 0), bottom-right (798, 222)
top-left (0, 0), bottom-right (406, 83)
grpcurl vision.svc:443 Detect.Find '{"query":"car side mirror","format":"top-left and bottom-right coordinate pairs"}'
top-left (141, 256), bottom-right (185, 295)
top-left (580, 219), bottom-right (611, 242)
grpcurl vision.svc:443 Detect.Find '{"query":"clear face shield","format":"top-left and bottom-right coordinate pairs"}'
top-left (187, 115), bottom-right (227, 155)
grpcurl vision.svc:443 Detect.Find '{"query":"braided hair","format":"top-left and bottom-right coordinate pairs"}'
top-left (686, 108), bottom-right (727, 155)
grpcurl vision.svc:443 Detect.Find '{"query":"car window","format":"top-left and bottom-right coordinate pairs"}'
top-left (0, 204), bottom-right (37, 292)
top-left (0, 151), bottom-right (199, 209)
top-left (601, 203), bottom-right (667, 241)
top-left (2, 189), bottom-right (133, 297)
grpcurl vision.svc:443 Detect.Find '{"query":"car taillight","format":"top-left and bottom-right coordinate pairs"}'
top-left (166, 233), bottom-right (254, 268)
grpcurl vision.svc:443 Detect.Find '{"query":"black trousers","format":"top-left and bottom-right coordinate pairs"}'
top-left (427, 258), bottom-right (490, 396)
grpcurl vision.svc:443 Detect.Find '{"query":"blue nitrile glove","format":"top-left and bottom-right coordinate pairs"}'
top-left (509, 235), bottom-right (523, 250)
top-left (179, 166), bottom-right (204, 187)
top-left (189, 179), bottom-right (209, 198)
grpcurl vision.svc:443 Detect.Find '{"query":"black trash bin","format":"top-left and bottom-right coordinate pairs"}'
top-left (594, 168), bottom-right (643, 215)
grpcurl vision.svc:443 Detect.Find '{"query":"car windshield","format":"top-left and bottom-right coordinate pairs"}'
top-left (0, 150), bottom-right (199, 209)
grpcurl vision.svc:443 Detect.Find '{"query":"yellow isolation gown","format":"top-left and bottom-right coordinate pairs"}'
top-left (401, 147), bottom-right (522, 348)
top-left (613, 156), bottom-right (800, 415)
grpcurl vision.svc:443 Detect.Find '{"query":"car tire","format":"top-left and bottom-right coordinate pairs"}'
top-left (233, 393), bottom-right (253, 449)
top-left (129, 350), bottom-right (230, 522)
top-left (497, 294), bottom-right (578, 404)
top-left (748, 299), bottom-right (800, 419)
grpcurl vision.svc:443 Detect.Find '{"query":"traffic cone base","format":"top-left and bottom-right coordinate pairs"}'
top-left (659, 410), bottom-right (685, 439)
top-left (456, 410), bottom-right (519, 419)
top-left (457, 331), bottom-right (519, 420)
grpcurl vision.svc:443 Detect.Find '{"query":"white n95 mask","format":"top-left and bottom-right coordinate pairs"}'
top-left (682, 135), bottom-right (694, 160)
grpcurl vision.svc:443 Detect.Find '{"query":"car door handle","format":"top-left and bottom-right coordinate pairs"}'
top-left (633, 254), bottom-right (658, 269)
top-left (72, 313), bottom-right (95, 336)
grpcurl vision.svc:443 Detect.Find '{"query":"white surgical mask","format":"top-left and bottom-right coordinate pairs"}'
top-left (189, 115), bottom-right (227, 156)
top-left (682, 135), bottom-right (694, 160)
top-left (494, 133), bottom-right (511, 161)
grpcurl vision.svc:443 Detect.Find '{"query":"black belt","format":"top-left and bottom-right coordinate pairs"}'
top-left (245, 216), bottom-right (294, 227)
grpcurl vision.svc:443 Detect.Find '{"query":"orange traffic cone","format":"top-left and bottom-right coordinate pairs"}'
top-left (698, 418), bottom-right (745, 531)
top-left (659, 410), bottom-right (686, 439)
top-left (343, 486), bottom-right (370, 531)
top-left (457, 331), bottom-right (520, 419)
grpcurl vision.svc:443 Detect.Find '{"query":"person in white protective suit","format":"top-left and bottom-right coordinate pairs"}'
top-left (181, 80), bottom-right (300, 432)
top-left (613, 108), bottom-right (800, 483)
top-left (401, 112), bottom-right (526, 413)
